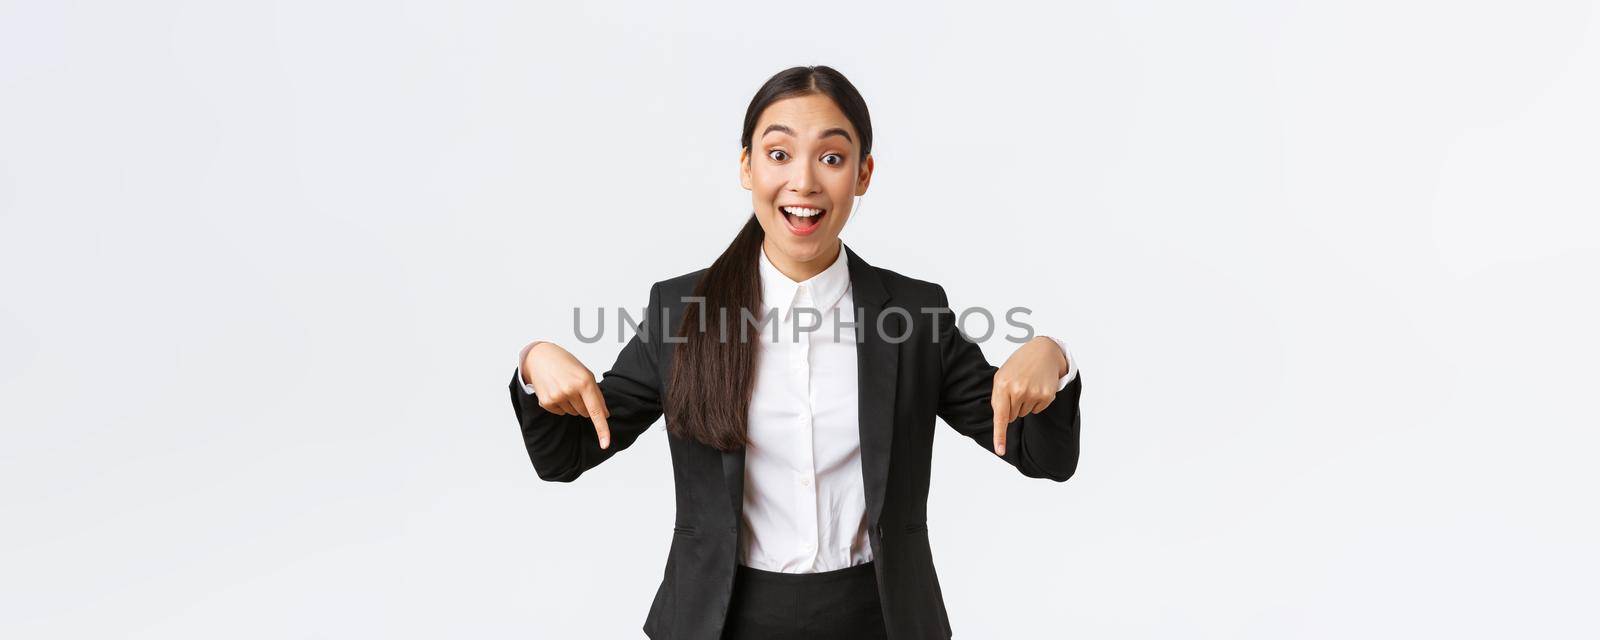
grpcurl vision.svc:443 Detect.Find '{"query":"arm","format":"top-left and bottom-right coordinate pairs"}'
top-left (933, 285), bottom-right (1083, 482)
top-left (507, 282), bottom-right (665, 482)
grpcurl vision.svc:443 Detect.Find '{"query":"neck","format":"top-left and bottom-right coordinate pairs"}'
top-left (762, 238), bottom-right (841, 283)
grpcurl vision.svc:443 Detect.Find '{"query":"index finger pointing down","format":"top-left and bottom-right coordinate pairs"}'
top-left (581, 384), bottom-right (611, 449)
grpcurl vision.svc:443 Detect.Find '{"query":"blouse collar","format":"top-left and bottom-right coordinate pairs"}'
top-left (757, 240), bottom-right (852, 322)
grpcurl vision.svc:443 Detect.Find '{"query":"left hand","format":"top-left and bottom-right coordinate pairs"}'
top-left (990, 336), bottom-right (1069, 456)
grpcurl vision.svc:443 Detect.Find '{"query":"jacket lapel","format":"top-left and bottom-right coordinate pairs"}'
top-left (721, 242), bottom-right (898, 532)
top-left (846, 244), bottom-right (897, 529)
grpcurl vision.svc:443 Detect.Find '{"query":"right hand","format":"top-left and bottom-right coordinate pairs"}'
top-left (522, 342), bottom-right (613, 449)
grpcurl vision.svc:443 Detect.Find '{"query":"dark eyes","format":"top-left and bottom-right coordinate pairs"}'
top-left (767, 149), bottom-right (845, 166)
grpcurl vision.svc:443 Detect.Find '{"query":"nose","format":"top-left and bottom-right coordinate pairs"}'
top-left (788, 160), bottom-right (820, 195)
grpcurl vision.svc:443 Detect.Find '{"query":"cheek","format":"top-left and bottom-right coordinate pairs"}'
top-left (829, 177), bottom-right (856, 205)
top-left (750, 179), bottom-right (781, 204)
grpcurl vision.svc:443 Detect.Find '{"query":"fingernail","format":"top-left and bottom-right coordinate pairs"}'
top-left (996, 445), bottom-right (1005, 456)
top-left (601, 437), bottom-right (610, 449)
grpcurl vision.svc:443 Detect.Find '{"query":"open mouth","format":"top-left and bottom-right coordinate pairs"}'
top-left (780, 205), bottom-right (827, 236)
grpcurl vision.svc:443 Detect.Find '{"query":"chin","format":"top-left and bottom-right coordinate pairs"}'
top-left (791, 235), bottom-right (838, 256)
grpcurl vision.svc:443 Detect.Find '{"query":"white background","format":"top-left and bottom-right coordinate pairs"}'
top-left (3, 1), bottom-right (1598, 637)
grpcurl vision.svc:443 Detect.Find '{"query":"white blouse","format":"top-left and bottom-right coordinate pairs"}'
top-left (516, 245), bottom-right (1077, 573)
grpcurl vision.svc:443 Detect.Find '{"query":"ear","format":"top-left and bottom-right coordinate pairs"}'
top-left (739, 147), bottom-right (752, 191)
top-left (855, 153), bottom-right (874, 196)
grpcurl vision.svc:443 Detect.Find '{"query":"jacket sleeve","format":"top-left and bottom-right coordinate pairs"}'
top-left (508, 282), bottom-right (666, 482)
top-left (932, 284), bottom-right (1083, 482)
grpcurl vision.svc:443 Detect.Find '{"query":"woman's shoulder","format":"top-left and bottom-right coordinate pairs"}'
top-left (647, 256), bottom-right (946, 306)
top-left (868, 263), bottom-right (947, 307)
top-left (653, 267), bottom-right (709, 300)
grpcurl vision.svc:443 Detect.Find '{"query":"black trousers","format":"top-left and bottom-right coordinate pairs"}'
top-left (720, 560), bottom-right (889, 640)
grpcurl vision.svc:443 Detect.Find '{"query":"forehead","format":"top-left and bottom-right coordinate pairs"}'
top-left (755, 94), bottom-right (856, 141)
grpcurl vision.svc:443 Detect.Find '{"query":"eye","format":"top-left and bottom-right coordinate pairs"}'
top-left (822, 153), bottom-right (844, 166)
top-left (767, 149), bottom-right (789, 162)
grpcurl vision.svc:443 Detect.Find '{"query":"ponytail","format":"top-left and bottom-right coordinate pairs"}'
top-left (663, 214), bottom-right (764, 450)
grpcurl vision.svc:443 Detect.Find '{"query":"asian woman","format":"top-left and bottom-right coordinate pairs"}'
top-left (508, 65), bottom-right (1083, 640)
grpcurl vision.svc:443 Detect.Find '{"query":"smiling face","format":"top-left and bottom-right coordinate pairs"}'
top-left (740, 93), bottom-right (874, 273)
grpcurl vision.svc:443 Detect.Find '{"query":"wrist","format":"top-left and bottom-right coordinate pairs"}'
top-left (1035, 335), bottom-right (1068, 377)
top-left (521, 341), bottom-right (553, 386)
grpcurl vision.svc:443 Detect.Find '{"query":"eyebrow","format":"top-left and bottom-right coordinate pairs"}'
top-left (761, 124), bottom-right (853, 144)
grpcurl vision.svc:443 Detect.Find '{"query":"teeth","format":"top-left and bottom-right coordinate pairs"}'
top-left (781, 206), bottom-right (823, 217)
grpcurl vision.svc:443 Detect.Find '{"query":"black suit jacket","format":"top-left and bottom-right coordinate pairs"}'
top-left (508, 243), bottom-right (1083, 639)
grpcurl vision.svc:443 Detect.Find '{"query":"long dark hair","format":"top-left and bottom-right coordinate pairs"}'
top-left (663, 65), bottom-right (874, 451)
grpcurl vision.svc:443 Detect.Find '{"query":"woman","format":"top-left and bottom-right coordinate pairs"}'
top-left (508, 65), bottom-right (1083, 640)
